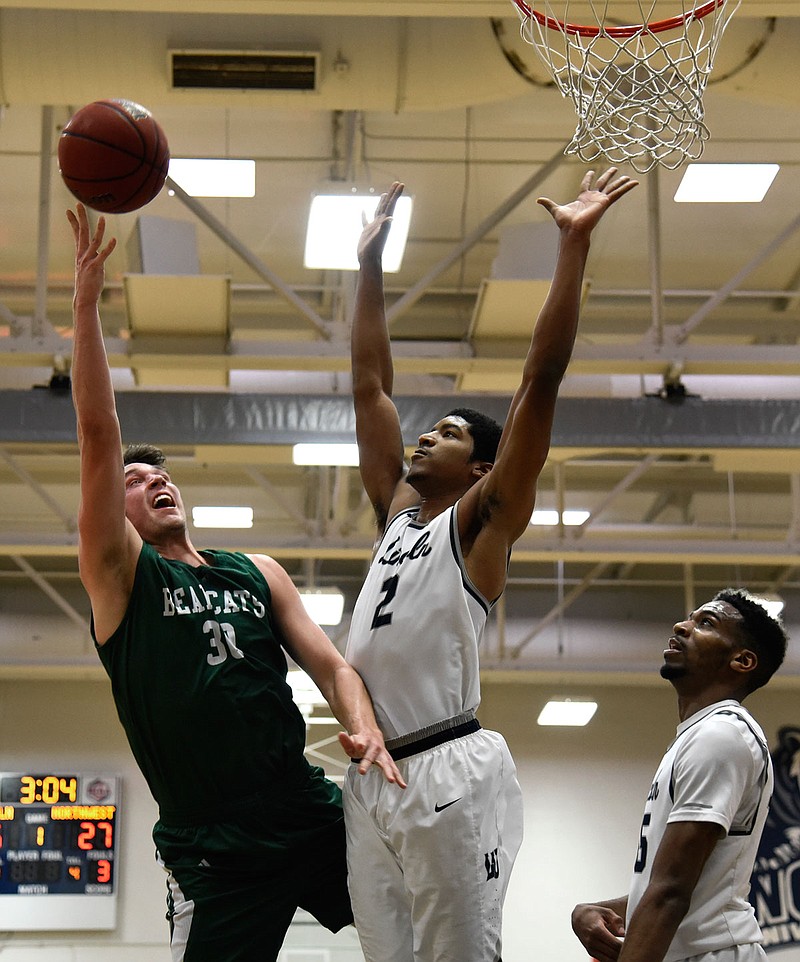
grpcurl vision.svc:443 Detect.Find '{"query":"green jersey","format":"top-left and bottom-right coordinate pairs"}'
top-left (96, 543), bottom-right (317, 825)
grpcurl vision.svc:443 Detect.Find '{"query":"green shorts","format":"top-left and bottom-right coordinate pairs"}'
top-left (154, 772), bottom-right (353, 962)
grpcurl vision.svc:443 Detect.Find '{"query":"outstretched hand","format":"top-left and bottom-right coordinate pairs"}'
top-left (357, 181), bottom-right (405, 266)
top-left (338, 729), bottom-right (407, 788)
top-left (66, 203), bottom-right (117, 304)
top-left (538, 166), bottom-right (638, 235)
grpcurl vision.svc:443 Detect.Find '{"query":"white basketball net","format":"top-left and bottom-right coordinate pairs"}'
top-left (512, 0), bottom-right (741, 173)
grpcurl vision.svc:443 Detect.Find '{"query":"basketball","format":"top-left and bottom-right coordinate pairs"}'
top-left (58, 99), bottom-right (170, 214)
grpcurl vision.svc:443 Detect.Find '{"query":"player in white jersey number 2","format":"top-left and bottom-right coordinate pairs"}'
top-left (571, 588), bottom-right (788, 962)
top-left (340, 168), bottom-right (639, 962)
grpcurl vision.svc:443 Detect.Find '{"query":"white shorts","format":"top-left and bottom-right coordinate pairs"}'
top-left (681, 947), bottom-right (768, 962)
top-left (343, 722), bottom-right (523, 962)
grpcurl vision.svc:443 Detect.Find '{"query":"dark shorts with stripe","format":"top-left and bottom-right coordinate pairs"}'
top-left (154, 769), bottom-right (352, 962)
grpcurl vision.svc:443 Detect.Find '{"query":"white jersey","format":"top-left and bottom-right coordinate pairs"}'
top-left (346, 503), bottom-right (491, 739)
top-left (628, 699), bottom-right (772, 962)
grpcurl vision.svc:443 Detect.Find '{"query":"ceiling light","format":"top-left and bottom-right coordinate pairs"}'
top-left (304, 189), bottom-right (413, 271)
top-left (286, 668), bottom-right (328, 718)
top-left (168, 158), bottom-right (256, 197)
top-left (191, 506), bottom-right (253, 528)
top-left (537, 699), bottom-right (598, 727)
top-left (757, 592), bottom-right (785, 618)
top-left (530, 509), bottom-right (590, 526)
top-left (298, 588), bottom-right (345, 626)
top-left (292, 443), bottom-right (359, 466)
top-left (674, 164), bottom-right (779, 203)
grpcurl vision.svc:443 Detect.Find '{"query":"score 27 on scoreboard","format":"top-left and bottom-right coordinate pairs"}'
top-left (0, 773), bottom-right (120, 930)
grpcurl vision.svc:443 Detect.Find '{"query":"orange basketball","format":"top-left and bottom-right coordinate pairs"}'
top-left (58, 99), bottom-right (170, 214)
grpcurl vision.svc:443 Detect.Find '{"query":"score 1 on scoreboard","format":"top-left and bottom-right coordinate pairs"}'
top-left (0, 773), bottom-right (120, 931)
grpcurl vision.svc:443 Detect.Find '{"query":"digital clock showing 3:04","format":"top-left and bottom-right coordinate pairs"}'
top-left (0, 772), bottom-right (120, 931)
top-left (1, 774), bottom-right (79, 806)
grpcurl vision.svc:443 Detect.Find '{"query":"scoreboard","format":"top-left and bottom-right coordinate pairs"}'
top-left (0, 773), bottom-right (120, 931)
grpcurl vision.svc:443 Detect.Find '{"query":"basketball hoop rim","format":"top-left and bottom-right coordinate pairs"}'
top-left (510, 0), bottom-right (726, 38)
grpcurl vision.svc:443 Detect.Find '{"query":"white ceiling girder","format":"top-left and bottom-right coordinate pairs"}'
top-left (386, 146), bottom-right (567, 325)
top-left (167, 177), bottom-right (332, 337)
top-left (7, 330), bottom-right (800, 377)
top-left (11, 554), bottom-right (90, 636)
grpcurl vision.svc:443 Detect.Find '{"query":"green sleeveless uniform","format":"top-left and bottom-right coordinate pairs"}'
top-left (95, 542), bottom-right (352, 962)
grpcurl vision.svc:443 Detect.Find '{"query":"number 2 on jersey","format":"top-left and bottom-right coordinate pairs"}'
top-left (371, 574), bottom-right (399, 629)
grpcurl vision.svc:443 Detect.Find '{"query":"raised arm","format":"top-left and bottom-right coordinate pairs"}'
top-left (68, 203), bottom-right (142, 642)
top-left (465, 168), bottom-right (638, 557)
top-left (351, 183), bottom-right (415, 532)
top-left (250, 554), bottom-right (405, 786)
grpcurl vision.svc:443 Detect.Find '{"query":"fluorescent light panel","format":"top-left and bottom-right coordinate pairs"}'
top-left (293, 443), bottom-right (359, 466)
top-left (304, 193), bottom-right (413, 272)
top-left (537, 699), bottom-right (598, 727)
top-left (286, 668), bottom-right (328, 708)
top-left (298, 589), bottom-right (345, 626)
top-left (169, 158), bottom-right (256, 197)
top-left (757, 593), bottom-right (785, 618)
top-left (192, 506), bottom-right (253, 528)
top-left (674, 164), bottom-right (779, 203)
top-left (530, 510), bottom-right (590, 526)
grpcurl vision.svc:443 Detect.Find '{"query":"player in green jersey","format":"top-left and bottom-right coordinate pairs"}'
top-left (67, 202), bottom-right (404, 962)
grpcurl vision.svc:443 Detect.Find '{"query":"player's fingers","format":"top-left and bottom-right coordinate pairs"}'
top-left (386, 181), bottom-right (404, 212)
top-left (93, 215), bottom-right (106, 245)
top-left (608, 177), bottom-right (639, 200)
top-left (76, 201), bottom-right (91, 235)
top-left (372, 747), bottom-right (405, 786)
top-left (66, 208), bottom-right (79, 240)
top-left (68, 204), bottom-right (90, 244)
top-left (593, 166), bottom-right (616, 191)
top-left (359, 751), bottom-right (406, 787)
top-left (580, 168), bottom-right (598, 191)
top-left (99, 236), bottom-right (118, 260)
top-left (384, 755), bottom-right (406, 788)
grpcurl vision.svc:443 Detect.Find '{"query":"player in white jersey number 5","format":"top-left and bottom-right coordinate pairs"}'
top-left (341, 168), bottom-right (638, 962)
top-left (571, 589), bottom-right (788, 962)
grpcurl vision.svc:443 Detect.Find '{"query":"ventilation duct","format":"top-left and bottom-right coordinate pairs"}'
top-left (170, 51), bottom-right (319, 92)
top-left (0, 9), bottom-right (529, 110)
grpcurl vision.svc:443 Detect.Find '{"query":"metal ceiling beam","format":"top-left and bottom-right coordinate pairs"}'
top-left (385, 146), bottom-right (567, 325)
top-left (0, 448), bottom-right (76, 532)
top-left (7, 327), bottom-right (800, 376)
top-left (645, 166), bottom-right (665, 347)
top-left (11, 554), bottom-right (90, 636)
top-left (676, 210), bottom-right (800, 343)
top-left (34, 105), bottom-right (54, 339)
top-left (572, 454), bottom-right (659, 538)
top-left (0, 302), bottom-right (19, 327)
top-left (8, 278), bottom-right (800, 302)
top-left (508, 561), bottom-right (611, 658)
top-left (244, 466), bottom-right (315, 534)
top-left (166, 177), bottom-right (332, 338)
top-left (2, 535), bottom-right (800, 567)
